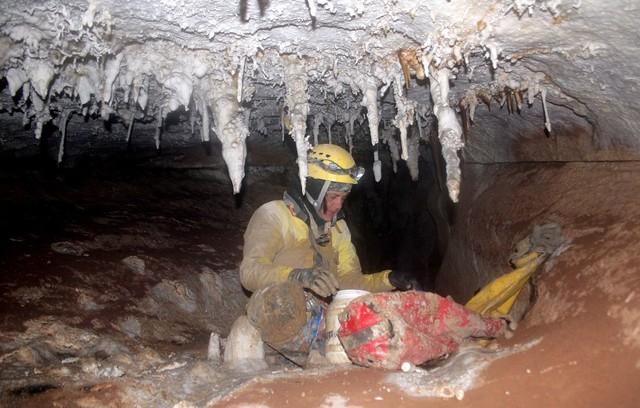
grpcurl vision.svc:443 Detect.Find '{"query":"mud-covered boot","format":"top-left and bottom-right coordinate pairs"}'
top-left (223, 315), bottom-right (267, 370)
top-left (247, 282), bottom-right (312, 366)
top-left (247, 282), bottom-right (307, 344)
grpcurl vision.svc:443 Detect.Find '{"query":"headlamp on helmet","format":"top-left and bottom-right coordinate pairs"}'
top-left (307, 144), bottom-right (364, 185)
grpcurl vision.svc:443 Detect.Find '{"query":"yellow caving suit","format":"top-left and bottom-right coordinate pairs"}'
top-left (239, 199), bottom-right (394, 295)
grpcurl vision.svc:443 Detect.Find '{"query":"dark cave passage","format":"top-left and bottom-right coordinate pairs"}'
top-left (344, 150), bottom-right (443, 291)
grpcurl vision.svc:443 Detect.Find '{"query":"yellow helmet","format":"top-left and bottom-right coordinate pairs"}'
top-left (307, 144), bottom-right (364, 185)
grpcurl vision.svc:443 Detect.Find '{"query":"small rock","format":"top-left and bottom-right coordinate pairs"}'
top-left (122, 255), bottom-right (146, 275)
top-left (110, 353), bottom-right (134, 368)
top-left (207, 332), bottom-right (221, 362)
top-left (190, 361), bottom-right (215, 381)
top-left (51, 366), bottom-right (72, 377)
top-left (81, 359), bottom-right (100, 376)
top-left (51, 241), bottom-right (85, 256)
top-left (157, 361), bottom-right (187, 372)
top-left (151, 280), bottom-right (197, 313)
top-left (78, 292), bottom-right (101, 311)
top-left (14, 346), bottom-right (41, 366)
top-left (135, 348), bottom-right (166, 368)
top-left (62, 357), bottom-right (79, 364)
top-left (98, 365), bottom-right (126, 378)
top-left (119, 316), bottom-right (141, 338)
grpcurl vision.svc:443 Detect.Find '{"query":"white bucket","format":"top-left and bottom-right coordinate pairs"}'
top-left (325, 289), bottom-right (370, 364)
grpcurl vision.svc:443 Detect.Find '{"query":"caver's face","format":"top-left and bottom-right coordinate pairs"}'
top-left (320, 191), bottom-right (349, 221)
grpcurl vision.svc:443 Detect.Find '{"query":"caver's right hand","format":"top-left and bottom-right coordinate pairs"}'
top-left (289, 267), bottom-right (339, 298)
top-left (388, 269), bottom-right (422, 291)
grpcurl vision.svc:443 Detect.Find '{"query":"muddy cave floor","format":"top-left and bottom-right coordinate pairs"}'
top-left (0, 163), bottom-right (636, 408)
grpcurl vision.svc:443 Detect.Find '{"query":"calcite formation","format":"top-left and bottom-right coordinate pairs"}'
top-left (0, 0), bottom-right (637, 200)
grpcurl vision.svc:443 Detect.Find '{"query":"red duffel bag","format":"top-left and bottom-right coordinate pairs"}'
top-left (337, 291), bottom-right (506, 370)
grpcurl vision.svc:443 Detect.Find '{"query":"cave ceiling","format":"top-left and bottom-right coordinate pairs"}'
top-left (0, 0), bottom-right (639, 200)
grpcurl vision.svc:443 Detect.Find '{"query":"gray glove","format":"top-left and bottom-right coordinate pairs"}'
top-left (289, 267), bottom-right (339, 298)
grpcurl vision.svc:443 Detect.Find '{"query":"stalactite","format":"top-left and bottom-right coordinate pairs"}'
top-left (307, 0), bottom-right (317, 18)
top-left (22, 83), bottom-right (31, 105)
top-left (201, 101), bottom-right (210, 142)
top-left (397, 48), bottom-right (425, 89)
top-left (506, 88), bottom-right (515, 114)
top-left (24, 57), bottom-right (55, 99)
top-left (194, 92), bottom-right (210, 142)
top-left (126, 113), bottom-right (135, 144)
top-left (541, 87), bottom-right (552, 133)
top-left (138, 86), bottom-right (149, 111)
top-left (428, 67), bottom-right (464, 203)
top-left (102, 53), bottom-right (124, 104)
top-left (312, 113), bottom-right (323, 146)
top-left (485, 42), bottom-right (500, 70)
top-left (100, 101), bottom-right (113, 121)
top-left (356, 76), bottom-right (381, 146)
top-left (164, 71), bottom-right (193, 111)
top-left (373, 149), bottom-right (382, 182)
top-left (514, 89), bottom-right (523, 111)
top-left (190, 112), bottom-right (196, 136)
top-left (407, 126), bottom-right (420, 181)
top-left (478, 90), bottom-right (492, 110)
top-left (324, 117), bottom-right (334, 145)
top-left (496, 72), bottom-right (552, 133)
top-left (77, 74), bottom-right (96, 106)
top-left (30, 92), bottom-right (50, 140)
top-left (209, 75), bottom-right (249, 194)
top-left (382, 125), bottom-right (400, 174)
top-left (365, 85), bottom-right (380, 144)
top-left (220, 115), bottom-right (249, 193)
top-left (465, 90), bottom-right (479, 122)
top-left (278, 101), bottom-right (287, 142)
top-left (5, 68), bottom-right (28, 97)
top-left (351, 117), bottom-right (358, 154)
top-left (459, 99), bottom-right (469, 143)
top-left (344, 111), bottom-right (356, 153)
top-left (415, 105), bottom-right (428, 141)
top-left (57, 110), bottom-right (73, 164)
top-left (154, 108), bottom-right (162, 150)
top-left (392, 80), bottom-right (415, 161)
top-left (282, 54), bottom-right (311, 194)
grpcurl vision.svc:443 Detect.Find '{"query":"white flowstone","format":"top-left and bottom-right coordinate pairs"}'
top-left (223, 315), bottom-right (266, 368)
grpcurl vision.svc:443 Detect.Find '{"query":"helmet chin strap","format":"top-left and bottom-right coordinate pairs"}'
top-left (304, 180), bottom-right (335, 246)
top-left (305, 179), bottom-right (331, 214)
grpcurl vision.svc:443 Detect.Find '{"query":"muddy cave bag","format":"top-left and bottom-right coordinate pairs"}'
top-left (336, 291), bottom-right (506, 370)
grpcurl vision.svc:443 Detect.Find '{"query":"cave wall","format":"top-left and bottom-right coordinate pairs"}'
top-left (434, 160), bottom-right (640, 405)
top-left (436, 161), bottom-right (640, 337)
